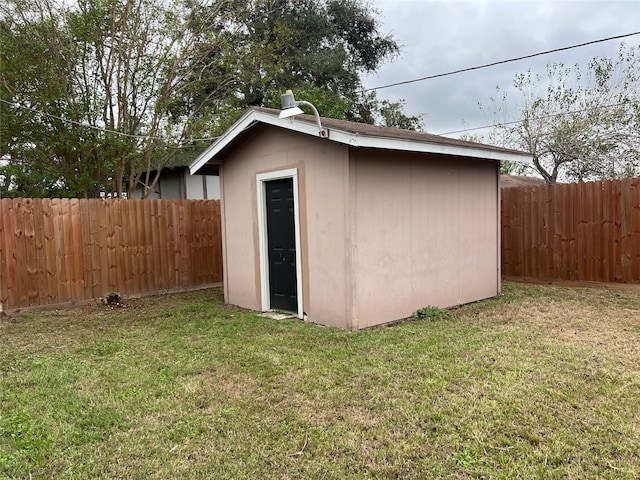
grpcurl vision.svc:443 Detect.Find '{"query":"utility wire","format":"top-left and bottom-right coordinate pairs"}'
top-left (0, 98), bottom-right (220, 145)
top-left (364, 31), bottom-right (640, 92)
top-left (436, 102), bottom-right (629, 136)
top-left (3, 32), bottom-right (638, 141)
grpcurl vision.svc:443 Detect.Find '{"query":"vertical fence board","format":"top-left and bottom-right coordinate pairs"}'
top-left (593, 182), bottom-right (604, 282)
top-left (63, 199), bottom-right (77, 301)
top-left (107, 200), bottom-right (118, 293)
top-left (0, 198), bottom-right (8, 306)
top-left (21, 199), bottom-right (39, 306)
top-left (1, 199), bottom-right (221, 310)
top-left (502, 178), bottom-right (640, 284)
top-left (611, 180), bottom-right (623, 282)
top-left (13, 200), bottom-right (28, 307)
top-left (143, 200), bottom-right (155, 292)
top-left (551, 185), bottom-right (562, 278)
top-left (601, 181), bottom-right (612, 282)
top-left (41, 199), bottom-right (57, 304)
top-left (79, 199), bottom-right (93, 301)
top-left (131, 201), bottom-right (144, 293)
top-left (50, 199), bottom-right (67, 302)
top-left (0, 200), bottom-right (8, 307)
top-left (96, 200), bottom-right (110, 296)
top-left (593, 181), bottom-right (603, 281)
top-left (1, 199), bottom-right (19, 307)
top-left (33, 200), bottom-right (47, 305)
top-left (178, 201), bottom-right (189, 288)
top-left (119, 199), bottom-right (133, 293)
top-left (543, 186), bottom-right (554, 277)
top-left (149, 200), bottom-right (161, 291)
top-left (70, 199), bottom-right (84, 301)
top-left (631, 180), bottom-right (640, 282)
top-left (566, 183), bottom-right (577, 280)
top-left (87, 200), bottom-right (102, 297)
top-left (575, 182), bottom-right (585, 281)
top-left (139, 200), bottom-right (150, 291)
top-left (525, 187), bottom-right (534, 278)
top-left (192, 201), bottom-right (204, 285)
top-left (167, 201), bottom-right (178, 290)
top-left (511, 188), bottom-right (521, 276)
top-left (155, 201), bottom-right (169, 290)
top-left (620, 180), bottom-right (632, 281)
top-left (111, 200), bottom-right (123, 295)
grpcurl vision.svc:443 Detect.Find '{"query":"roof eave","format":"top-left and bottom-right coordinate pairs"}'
top-left (190, 110), bottom-right (533, 174)
top-left (325, 129), bottom-right (532, 164)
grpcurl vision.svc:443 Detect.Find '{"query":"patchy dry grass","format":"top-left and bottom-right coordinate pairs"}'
top-left (1, 283), bottom-right (639, 479)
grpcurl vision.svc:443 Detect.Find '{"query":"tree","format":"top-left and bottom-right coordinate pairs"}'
top-left (1, 0), bottom-right (408, 198)
top-left (378, 98), bottom-right (424, 130)
top-left (482, 43), bottom-right (640, 183)
top-left (1, 0), bottom-right (237, 198)
top-left (183, 0), bottom-right (402, 124)
top-left (1, 0), bottom-right (111, 197)
top-left (458, 132), bottom-right (522, 175)
top-left (346, 92), bottom-right (424, 130)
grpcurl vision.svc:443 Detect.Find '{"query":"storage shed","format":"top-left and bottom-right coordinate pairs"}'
top-left (190, 107), bottom-right (532, 329)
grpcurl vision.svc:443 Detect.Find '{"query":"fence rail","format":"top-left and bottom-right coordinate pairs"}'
top-left (0, 198), bottom-right (222, 311)
top-left (501, 178), bottom-right (640, 284)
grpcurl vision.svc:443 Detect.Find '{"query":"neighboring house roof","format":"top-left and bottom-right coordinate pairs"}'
top-left (500, 174), bottom-right (546, 188)
top-left (145, 164), bottom-right (189, 176)
top-left (190, 107), bottom-right (533, 175)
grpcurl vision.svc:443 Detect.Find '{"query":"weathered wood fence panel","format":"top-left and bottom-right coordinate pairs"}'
top-left (0, 199), bottom-right (222, 311)
top-left (502, 178), bottom-right (640, 284)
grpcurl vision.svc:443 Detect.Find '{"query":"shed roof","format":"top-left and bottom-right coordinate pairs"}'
top-left (190, 107), bottom-right (533, 175)
top-left (500, 174), bottom-right (546, 188)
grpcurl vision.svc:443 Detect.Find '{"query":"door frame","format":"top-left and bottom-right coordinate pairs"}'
top-left (256, 168), bottom-right (303, 318)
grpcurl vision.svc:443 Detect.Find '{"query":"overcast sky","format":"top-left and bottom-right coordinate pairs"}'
top-left (362, 0), bottom-right (640, 137)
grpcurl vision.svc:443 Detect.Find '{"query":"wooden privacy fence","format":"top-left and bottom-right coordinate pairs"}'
top-left (501, 178), bottom-right (640, 284)
top-left (0, 198), bottom-right (222, 311)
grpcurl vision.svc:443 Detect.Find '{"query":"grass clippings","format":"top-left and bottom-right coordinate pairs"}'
top-left (1, 283), bottom-right (639, 479)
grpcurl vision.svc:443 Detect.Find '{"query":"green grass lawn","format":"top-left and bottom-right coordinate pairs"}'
top-left (1, 283), bottom-right (639, 479)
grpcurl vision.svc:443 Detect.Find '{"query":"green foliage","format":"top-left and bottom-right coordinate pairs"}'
top-left (263, 87), bottom-right (353, 120)
top-left (378, 99), bottom-right (424, 130)
top-left (185, 0), bottom-right (401, 122)
top-left (459, 133), bottom-right (523, 175)
top-left (482, 42), bottom-right (640, 183)
top-left (347, 91), bottom-right (424, 129)
top-left (1, 0), bottom-right (196, 198)
top-left (1, 0), bottom-right (408, 198)
top-left (498, 159), bottom-right (532, 176)
top-left (413, 305), bottom-right (450, 321)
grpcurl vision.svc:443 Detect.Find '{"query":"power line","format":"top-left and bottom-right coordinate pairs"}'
top-left (364, 31), bottom-right (640, 92)
top-left (3, 31), bottom-right (638, 142)
top-left (436, 102), bottom-right (629, 136)
top-left (0, 99), bottom-right (219, 145)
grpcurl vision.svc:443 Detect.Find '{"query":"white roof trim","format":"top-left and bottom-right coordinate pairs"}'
top-left (190, 109), bottom-right (532, 174)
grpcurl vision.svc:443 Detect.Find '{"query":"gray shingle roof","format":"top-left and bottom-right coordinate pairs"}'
top-left (190, 107), bottom-right (532, 175)
top-left (251, 107), bottom-right (530, 157)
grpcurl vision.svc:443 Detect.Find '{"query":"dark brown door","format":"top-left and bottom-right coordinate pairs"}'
top-left (265, 178), bottom-right (297, 313)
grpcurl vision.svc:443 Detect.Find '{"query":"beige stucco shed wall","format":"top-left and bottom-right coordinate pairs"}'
top-left (349, 149), bottom-right (499, 329)
top-left (219, 124), bottom-right (500, 330)
top-left (220, 125), bottom-right (354, 328)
